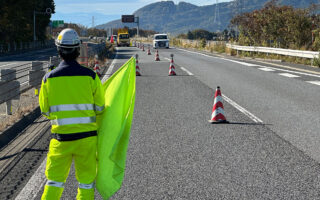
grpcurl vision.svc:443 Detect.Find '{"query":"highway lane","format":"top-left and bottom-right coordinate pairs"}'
top-left (4, 46), bottom-right (320, 199)
top-left (155, 47), bottom-right (320, 163)
top-left (12, 46), bottom-right (317, 199)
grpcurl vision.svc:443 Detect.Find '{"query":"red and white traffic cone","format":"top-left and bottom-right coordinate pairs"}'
top-left (93, 61), bottom-right (101, 77)
top-left (136, 59), bottom-right (141, 76)
top-left (155, 50), bottom-right (160, 61)
top-left (168, 57), bottom-right (176, 76)
top-left (147, 46), bottom-right (151, 55)
top-left (209, 86), bottom-right (229, 123)
top-left (142, 45), bottom-right (145, 51)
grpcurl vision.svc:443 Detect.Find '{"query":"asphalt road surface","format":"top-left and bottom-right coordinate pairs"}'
top-left (1, 46), bottom-right (320, 199)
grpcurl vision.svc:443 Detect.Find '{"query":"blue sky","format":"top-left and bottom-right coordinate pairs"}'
top-left (52, 0), bottom-right (233, 27)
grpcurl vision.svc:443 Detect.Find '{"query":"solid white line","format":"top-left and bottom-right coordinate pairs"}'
top-left (259, 68), bottom-right (275, 72)
top-left (102, 48), bottom-right (118, 83)
top-left (306, 81), bottom-right (320, 86)
top-left (180, 67), bottom-right (194, 75)
top-left (0, 62), bottom-right (17, 67)
top-left (176, 48), bottom-right (320, 78)
top-left (222, 94), bottom-right (263, 123)
top-left (15, 158), bottom-right (47, 200)
top-left (278, 73), bottom-right (300, 78)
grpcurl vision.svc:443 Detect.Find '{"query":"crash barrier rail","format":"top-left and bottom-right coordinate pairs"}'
top-left (0, 40), bottom-right (55, 56)
top-left (0, 43), bottom-right (105, 115)
top-left (0, 57), bottom-right (59, 115)
top-left (226, 43), bottom-right (320, 60)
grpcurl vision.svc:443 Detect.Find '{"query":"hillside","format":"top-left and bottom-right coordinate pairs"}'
top-left (96, 0), bottom-right (319, 34)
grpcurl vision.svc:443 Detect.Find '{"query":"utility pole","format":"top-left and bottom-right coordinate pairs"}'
top-left (34, 8), bottom-right (52, 42)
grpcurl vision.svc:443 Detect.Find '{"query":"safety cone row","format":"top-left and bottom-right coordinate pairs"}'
top-left (136, 59), bottom-right (141, 76)
top-left (155, 50), bottom-right (160, 61)
top-left (209, 86), bottom-right (229, 123)
top-left (168, 57), bottom-right (176, 76)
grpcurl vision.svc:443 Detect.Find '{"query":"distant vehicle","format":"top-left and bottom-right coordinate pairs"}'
top-left (153, 34), bottom-right (169, 49)
top-left (117, 28), bottom-right (130, 47)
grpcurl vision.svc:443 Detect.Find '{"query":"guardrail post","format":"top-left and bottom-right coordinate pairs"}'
top-left (0, 69), bottom-right (20, 115)
top-left (28, 62), bottom-right (46, 96)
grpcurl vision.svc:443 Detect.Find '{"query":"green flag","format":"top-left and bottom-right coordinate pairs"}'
top-left (96, 57), bottom-right (136, 199)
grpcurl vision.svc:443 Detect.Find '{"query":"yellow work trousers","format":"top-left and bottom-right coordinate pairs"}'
top-left (41, 136), bottom-right (97, 200)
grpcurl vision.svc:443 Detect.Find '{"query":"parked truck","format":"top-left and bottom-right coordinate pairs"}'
top-left (117, 28), bottom-right (130, 47)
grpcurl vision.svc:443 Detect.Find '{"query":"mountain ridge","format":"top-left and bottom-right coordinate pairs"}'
top-left (96, 0), bottom-right (319, 35)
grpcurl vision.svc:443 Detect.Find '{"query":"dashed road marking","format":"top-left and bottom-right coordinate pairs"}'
top-left (180, 67), bottom-right (194, 76)
top-left (306, 81), bottom-right (320, 86)
top-left (222, 95), bottom-right (263, 123)
top-left (278, 73), bottom-right (300, 78)
top-left (259, 68), bottom-right (275, 72)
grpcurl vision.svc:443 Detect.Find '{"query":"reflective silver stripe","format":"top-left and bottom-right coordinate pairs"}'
top-left (51, 116), bottom-right (96, 126)
top-left (79, 182), bottom-right (95, 189)
top-left (50, 104), bottom-right (94, 113)
top-left (94, 105), bottom-right (105, 112)
top-left (49, 104), bottom-right (105, 113)
top-left (46, 180), bottom-right (64, 188)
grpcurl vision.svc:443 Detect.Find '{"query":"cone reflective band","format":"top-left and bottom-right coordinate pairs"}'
top-left (209, 86), bottom-right (229, 123)
top-left (136, 59), bottom-right (141, 76)
top-left (155, 50), bottom-right (160, 61)
top-left (147, 47), bottom-right (151, 55)
top-left (168, 57), bottom-right (176, 76)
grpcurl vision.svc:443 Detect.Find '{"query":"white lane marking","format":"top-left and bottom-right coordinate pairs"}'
top-left (180, 67), bottom-right (194, 76)
top-left (15, 158), bottom-right (47, 200)
top-left (102, 48), bottom-right (118, 83)
top-left (259, 68), bottom-right (275, 72)
top-left (176, 48), bottom-right (320, 78)
top-left (222, 94), bottom-right (263, 123)
top-left (306, 81), bottom-right (320, 86)
top-left (0, 62), bottom-right (17, 67)
top-left (219, 58), bottom-right (259, 67)
top-left (164, 57), bottom-right (171, 61)
top-left (278, 73), bottom-right (300, 78)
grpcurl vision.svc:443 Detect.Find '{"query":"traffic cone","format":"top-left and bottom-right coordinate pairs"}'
top-left (136, 59), bottom-right (141, 76)
top-left (168, 57), bottom-right (176, 76)
top-left (147, 47), bottom-right (151, 55)
top-left (110, 36), bottom-right (114, 44)
top-left (155, 50), bottom-right (160, 61)
top-left (142, 45), bottom-right (145, 51)
top-left (93, 61), bottom-right (101, 77)
top-left (209, 86), bottom-right (229, 123)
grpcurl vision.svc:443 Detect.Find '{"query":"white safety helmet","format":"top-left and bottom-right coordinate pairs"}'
top-left (55, 28), bottom-right (80, 48)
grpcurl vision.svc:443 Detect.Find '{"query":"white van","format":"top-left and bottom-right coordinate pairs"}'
top-left (153, 34), bottom-right (169, 49)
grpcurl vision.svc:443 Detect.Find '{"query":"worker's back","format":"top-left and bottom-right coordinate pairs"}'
top-left (40, 60), bottom-right (104, 134)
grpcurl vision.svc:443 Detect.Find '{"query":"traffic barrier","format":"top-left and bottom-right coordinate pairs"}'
top-left (209, 86), bottom-right (229, 123)
top-left (135, 54), bottom-right (141, 76)
top-left (168, 54), bottom-right (176, 76)
top-left (0, 68), bottom-right (20, 115)
top-left (28, 62), bottom-right (46, 96)
top-left (155, 50), bottom-right (160, 61)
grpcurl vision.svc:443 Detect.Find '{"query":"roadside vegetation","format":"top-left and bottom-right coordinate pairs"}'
top-left (171, 0), bottom-right (320, 67)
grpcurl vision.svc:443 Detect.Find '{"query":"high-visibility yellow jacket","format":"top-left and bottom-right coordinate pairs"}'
top-left (39, 60), bottom-right (105, 134)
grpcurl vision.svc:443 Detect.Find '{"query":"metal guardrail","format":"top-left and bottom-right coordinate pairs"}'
top-left (0, 42), bottom-right (106, 115)
top-left (226, 43), bottom-right (320, 59)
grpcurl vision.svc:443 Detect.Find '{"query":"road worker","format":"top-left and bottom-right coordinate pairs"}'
top-left (39, 28), bottom-right (105, 200)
